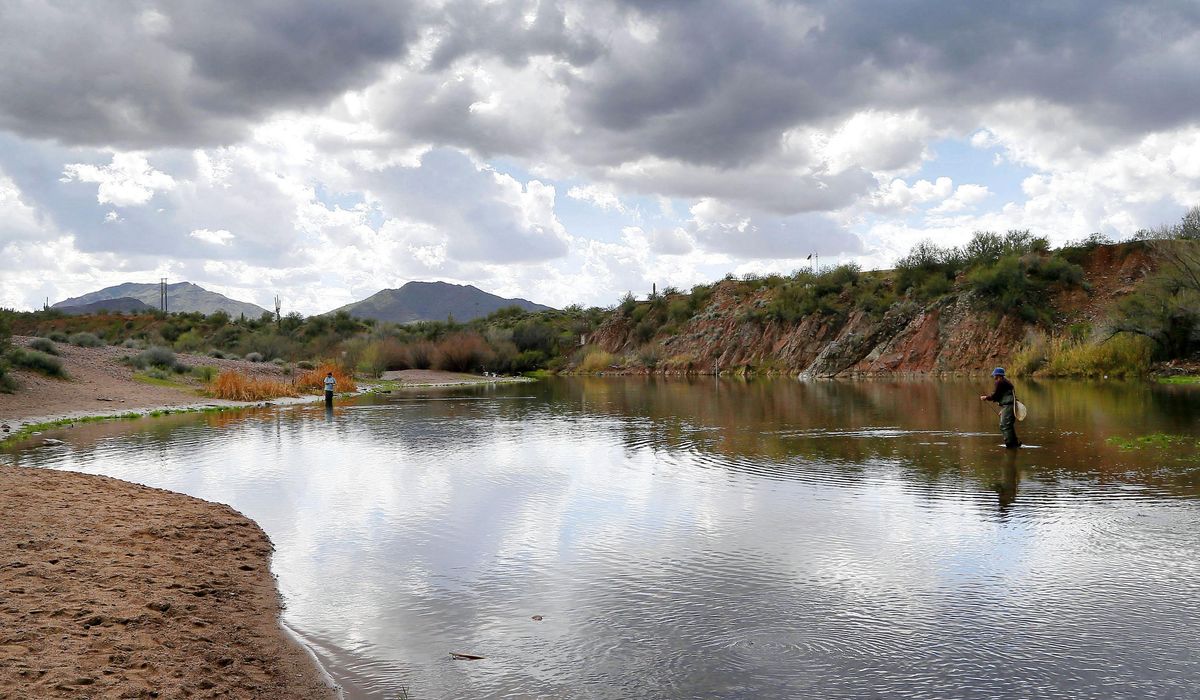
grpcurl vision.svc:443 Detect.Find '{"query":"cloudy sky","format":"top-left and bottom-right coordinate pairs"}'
top-left (1, 0), bottom-right (1199, 314)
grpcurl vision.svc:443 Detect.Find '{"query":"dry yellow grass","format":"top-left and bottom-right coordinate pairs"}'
top-left (206, 371), bottom-right (299, 401)
top-left (295, 363), bottom-right (357, 393)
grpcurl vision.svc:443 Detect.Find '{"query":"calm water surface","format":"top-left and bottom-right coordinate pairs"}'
top-left (5, 378), bottom-right (1200, 699)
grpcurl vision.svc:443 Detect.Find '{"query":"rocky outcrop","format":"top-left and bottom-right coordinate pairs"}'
top-left (586, 243), bottom-right (1153, 377)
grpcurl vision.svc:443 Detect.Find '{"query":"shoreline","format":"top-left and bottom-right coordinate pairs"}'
top-left (0, 464), bottom-right (338, 698)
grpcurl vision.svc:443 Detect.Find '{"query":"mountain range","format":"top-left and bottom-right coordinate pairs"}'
top-left (53, 280), bottom-right (553, 323)
top-left (328, 281), bottom-right (553, 323)
top-left (53, 282), bottom-right (271, 318)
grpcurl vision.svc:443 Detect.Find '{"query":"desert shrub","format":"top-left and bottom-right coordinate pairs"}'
top-left (244, 352), bottom-right (264, 363)
top-left (123, 338), bottom-right (146, 349)
top-left (68, 332), bottom-right (103, 347)
top-left (47, 331), bottom-right (68, 342)
top-left (634, 318), bottom-right (657, 343)
top-left (404, 341), bottom-right (437, 370)
top-left (129, 346), bottom-right (179, 371)
top-left (296, 360), bottom-right (316, 370)
top-left (207, 371), bottom-right (299, 401)
top-left (511, 349), bottom-right (547, 373)
top-left (191, 365), bottom-right (218, 382)
top-left (968, 253), bottom-right (1084, 323)
top-left (895, 240), bottom-right (960, 297)
top-left (579, 347), bottom-right (615, 372)
top-left (295, 363), bottom-right (357, 393)
top-left (667, 299), bottom-right (693, 324)
top-left (8, 348), bottom-right (67, 378)
top-left (28, 337), bottom-right (59, 355)
top-left (637, 346), bottom-right (661, 369)
top-left (143, 367), bottom-right (172, 381)
top-left (433, 332), bottom-right (494, 372)
top-left (618, 292), bottom-right (637, 317)
top-left (207, 349), bottom-right (226, 359)
top-left (173, 330), bottom-right (205, 352)
top-left (513, 320), bottom-right (555, 354)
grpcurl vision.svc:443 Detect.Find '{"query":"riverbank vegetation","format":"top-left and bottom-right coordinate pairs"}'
top-left (206, 371), bottom-right (299, 401)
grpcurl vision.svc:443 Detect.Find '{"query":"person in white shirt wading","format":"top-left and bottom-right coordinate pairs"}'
top-left (324, 372), bottom-right (336, 408)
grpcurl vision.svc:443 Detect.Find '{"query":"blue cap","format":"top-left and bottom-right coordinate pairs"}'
top-left (992, 367), bottom-right (1006, 376)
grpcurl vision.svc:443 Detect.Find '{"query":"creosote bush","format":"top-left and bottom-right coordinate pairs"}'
top-left (8, 348), bottom-right (67, 378)
top-left (128, 345), bottom-right (181, 372)
top-left (68, 332), bottom-right (103, 347)
top-left (28, 337), bottom-right (59, 355)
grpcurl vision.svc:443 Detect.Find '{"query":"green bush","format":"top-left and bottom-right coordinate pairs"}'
top-left (191, 365), bottom-right (218, 382)
top-left (245, 352), bottom-right (264, 362)
top-left (968, 253), bottom-right (1085, 323)
top-left (47, 331), bottom-right (68, 342)
top-left (28, 337), bottom-right (59, 355)
top-left (129, 346), bottom-right (179, 371)
top-left (9, 348), bottom-right (67, 378)
top-left (579, 347), bottom-right (615, 372)
top-left (68, 331), bottom-right (103, 347)
top-left (634, 318), bottom-right (657, 343)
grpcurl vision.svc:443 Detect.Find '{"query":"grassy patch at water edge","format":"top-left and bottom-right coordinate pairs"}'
top-left (1106, 433), bottom-right (1200, 450)
top-left (132, 370), bottom-right (198, 391)
top-left (1156, 375), bottom-right (1200, 384)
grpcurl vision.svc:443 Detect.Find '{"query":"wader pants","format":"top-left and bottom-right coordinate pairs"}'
top-left (325, 390), bottom-right (334, 408)
top-left (999, 399), bottom-right (1020, 448)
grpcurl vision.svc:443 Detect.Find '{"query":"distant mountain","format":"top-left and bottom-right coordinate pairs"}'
top-left (56, 297), bottom-right (156, 315)
top-left (330, 281), bottom-right (554, 323)
top-left (54, 282), bottom-right (270, 318)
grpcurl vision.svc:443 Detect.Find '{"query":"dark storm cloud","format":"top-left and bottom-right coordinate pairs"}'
top-left (426, 0), bottom-right (603, 70)
top-left (567, 0), bottom-right (1200, 165)
top-left (0, 0), bottom-right (415, 148)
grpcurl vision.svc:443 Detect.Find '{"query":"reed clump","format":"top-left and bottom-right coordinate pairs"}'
top-left (207, 371), bottom-right (299, 401)
top-left (1011, 332), bottom-right (1152, 378)
top-left (295, 363), bottom-right (357, 393)
top-left (578, 347), bottom-right (616, 373)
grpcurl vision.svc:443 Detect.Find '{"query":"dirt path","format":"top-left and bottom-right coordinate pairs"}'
top-left (0, 464), bottom-right (335, 699)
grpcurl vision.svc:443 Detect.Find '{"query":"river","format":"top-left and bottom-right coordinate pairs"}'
top-left (5, 378), bottom-right (1200, 699)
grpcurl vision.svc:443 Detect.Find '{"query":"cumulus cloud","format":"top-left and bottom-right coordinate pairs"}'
top-left (61, 154), bottom-right (176, 206)
top-left (189, 228), bottom-right (235, 246)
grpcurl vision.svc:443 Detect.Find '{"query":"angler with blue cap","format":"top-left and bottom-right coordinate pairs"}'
top-left (980, 367), bottom-right (1021, 448)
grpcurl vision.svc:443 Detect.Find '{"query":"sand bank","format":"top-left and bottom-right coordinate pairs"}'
top-left (0, 465), bottom-right (336, 699)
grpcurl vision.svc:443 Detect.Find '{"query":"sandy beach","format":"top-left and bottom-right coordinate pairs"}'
top-left (0, 464), bottom-right (335, 699)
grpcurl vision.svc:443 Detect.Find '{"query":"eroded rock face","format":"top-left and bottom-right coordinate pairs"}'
top-left (587, 243), bottom-right (1153, 377)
